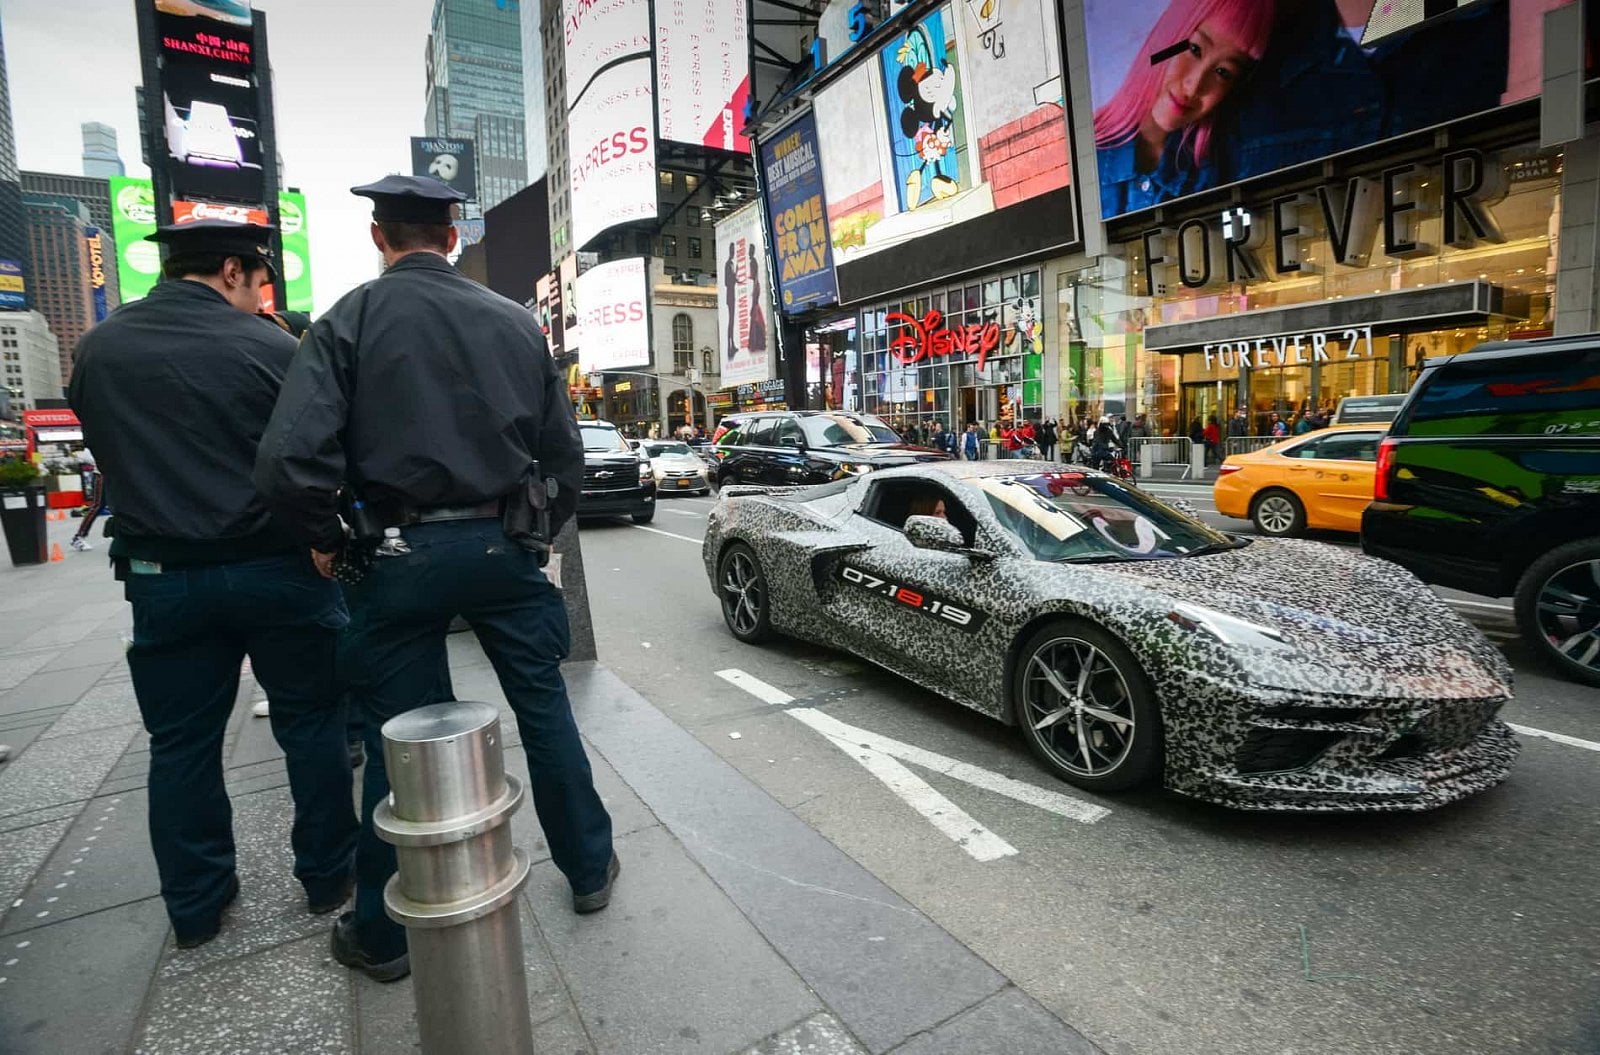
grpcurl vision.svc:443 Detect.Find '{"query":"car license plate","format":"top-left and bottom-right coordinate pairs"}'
top-left (677, 479), bottom-right (690, 488)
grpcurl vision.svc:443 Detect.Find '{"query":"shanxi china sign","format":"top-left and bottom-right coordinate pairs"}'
top-left (887, 310), bottom-right (1002, 370)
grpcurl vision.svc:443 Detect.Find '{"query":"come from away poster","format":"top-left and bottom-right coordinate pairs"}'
top-left (760, 112), bottom-right (837, 314)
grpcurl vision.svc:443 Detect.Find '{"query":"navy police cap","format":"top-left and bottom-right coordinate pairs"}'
top-left (147, 220), bottom-right (277, 275)
top-left (350, 174), bottom-right (466, 223)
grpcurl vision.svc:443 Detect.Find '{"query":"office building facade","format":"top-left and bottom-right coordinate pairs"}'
top-left (80, 122), bottom-right (125, 179)
top-left (23, 194), bottom-right (97, 386)
top-left (424, 0), bottom-right (527, 210)
top-left (20, 171), bottom-right (120, 310)
top-left (0, 17), bottom-right (32, 313)
top-left (0, 311), bottom-right (62, 409)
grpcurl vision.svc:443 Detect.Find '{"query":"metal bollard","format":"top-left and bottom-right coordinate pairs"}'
top-left (374, 702), bottom-right (535, 1055)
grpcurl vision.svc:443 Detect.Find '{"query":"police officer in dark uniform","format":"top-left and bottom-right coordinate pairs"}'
top-left (67, 221), bottom-right (359, 949)
top-left (253, 176), bottom-right (616, 983)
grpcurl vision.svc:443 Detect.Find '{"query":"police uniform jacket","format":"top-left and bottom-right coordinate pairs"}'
top-left (254, 252), bottom-right (582, 552)
top-left (67, 279), bottom-right (302, 565)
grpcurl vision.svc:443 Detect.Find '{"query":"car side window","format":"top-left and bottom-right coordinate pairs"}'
top-left (773, 420), bottom-right (805, 448)
top-left (743, 419), bottom-right (776, 446)
top-left (1409, 349), bottom-right (1600, 437)
top-left (1313, 432), bottom-right (1381, 461)
top-left (1281, 438), bottom-right (1321, 459)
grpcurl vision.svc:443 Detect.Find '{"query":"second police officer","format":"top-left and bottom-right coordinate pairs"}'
top-left (254, 175), bottom-right (617, 983)
top-left (68, 221), bottom-right (359, 949)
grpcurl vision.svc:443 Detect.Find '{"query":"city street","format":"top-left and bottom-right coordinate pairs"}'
top-left (579, 482), bottom-right (1600, 1055)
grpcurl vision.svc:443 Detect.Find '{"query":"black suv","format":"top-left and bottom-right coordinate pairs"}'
top-left (1362, 334), bottom-right (1600, 685)
top-left (578, 419), bottom-right (655, 523)
top-left (713, 410), bottom-right (949, 488)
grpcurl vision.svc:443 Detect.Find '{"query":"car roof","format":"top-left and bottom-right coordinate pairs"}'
top-left (1420, 332), bottom-right (1600, 369)
top-left (865, 461), bottom-right (1101, 482)
top-left (577, 419), bottom-right (619, 428)
top-left (1337, 393), bottom-right (1405, 404)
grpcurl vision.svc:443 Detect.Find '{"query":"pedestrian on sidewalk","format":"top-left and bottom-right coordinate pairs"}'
top-left (67, 221), bottom-right (359, 951)
top-left (254, 176), bottom-right (617, 985)
top-left (70, 447), bottom-right (105, 551)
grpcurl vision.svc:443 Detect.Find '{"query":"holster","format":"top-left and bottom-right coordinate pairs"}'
top-left (502, 461), bottom-right (555, 565)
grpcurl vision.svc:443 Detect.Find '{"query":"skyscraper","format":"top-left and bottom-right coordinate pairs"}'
top-left (424, 0), bottom-right (526, 210)
top-left (540, 0), bottom-right (569, 260)
top-left (519, 0), bottom-right (546, 184)
top-left (80, 122), bottom-right (125, 179)
top-left (0, 16), bottom-right (33, 314)
top-left (21, 171), bottom-right (122, 310)
top-left (23, 194), bottom-right (97, 386)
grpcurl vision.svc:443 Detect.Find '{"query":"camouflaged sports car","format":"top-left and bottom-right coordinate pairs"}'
top-left (703, 462), bottom-right (1519, 811)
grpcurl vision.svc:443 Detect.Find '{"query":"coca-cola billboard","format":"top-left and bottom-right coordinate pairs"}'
top-left (173, 199), bottom-right (269, 225)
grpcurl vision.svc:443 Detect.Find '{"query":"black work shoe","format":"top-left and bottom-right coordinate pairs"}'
top-left (307, 873), bottom-right (354, 916)
top-left (573, 853), bottom-right (621, 914)
top-left (347, 739), bottom-right (366, 769)
top-left (174, 874), bottom-right (240, 949)
top-left (330, 911), bottom-right (410, 983)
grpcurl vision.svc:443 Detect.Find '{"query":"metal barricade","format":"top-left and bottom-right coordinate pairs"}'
top-left (1223, 435), bottom-right (1282, 458)
top-left (375, 701), bottom-right (535, 1055)
top-left (1129, 437), bottom-right (1196, 480)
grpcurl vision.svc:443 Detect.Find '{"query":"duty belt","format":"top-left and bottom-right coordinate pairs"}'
top-left (401, 500), bottom-right (503, 525)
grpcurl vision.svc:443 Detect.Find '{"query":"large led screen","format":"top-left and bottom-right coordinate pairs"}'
top-left (576, 257), bottom-right (650, 373)
top-left (811, 1), bottom-right (1075, 302)
top-left (108, 176), bottom-right (160, 303)
top-left (156, 0), bottom-right (255, 70)
top-left (410, 137), bottom-right (478, 201)
top-left (568, 59), bottom-right (657, 250)
top-left (715, 204), bottom-right (774, 387)
top-left (161, 63), bottom-right (265, 203)
top-left (1084, 0), bottom-right (1575, 219)
top-left (655, 0), bottom-right (751, 153)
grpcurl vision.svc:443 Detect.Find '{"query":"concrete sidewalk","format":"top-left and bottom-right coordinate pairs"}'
top-left (0, 519), bottom-right (1101, 1055)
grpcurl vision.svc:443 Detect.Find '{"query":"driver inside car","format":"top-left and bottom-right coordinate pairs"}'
top-left (907, 494), bottom-right (948, 520)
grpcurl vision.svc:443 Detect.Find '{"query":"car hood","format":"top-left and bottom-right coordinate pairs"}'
top-left (586, 452), bottom-right (639, 466)
top-left (652, 454), bottom-right (705, 470)
top-left (1089, 538), bottom-right (1510, 698)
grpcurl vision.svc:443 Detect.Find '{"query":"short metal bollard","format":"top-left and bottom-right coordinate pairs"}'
top-left (374, 702), bottom-right (535, 1055)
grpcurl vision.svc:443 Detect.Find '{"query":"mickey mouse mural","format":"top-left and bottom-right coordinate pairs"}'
top-left (883, 12), bottom-right (965, 211)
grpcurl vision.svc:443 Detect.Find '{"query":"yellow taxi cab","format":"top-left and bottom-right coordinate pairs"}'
top-left (1212, 423), bottom-right (1389, 537)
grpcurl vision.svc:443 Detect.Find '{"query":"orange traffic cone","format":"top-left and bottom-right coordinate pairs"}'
top-left (50, 543), bottom-right (64, 562)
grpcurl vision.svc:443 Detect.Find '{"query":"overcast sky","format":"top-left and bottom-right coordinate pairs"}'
top-left (1, 0), bottom-right (439, 313)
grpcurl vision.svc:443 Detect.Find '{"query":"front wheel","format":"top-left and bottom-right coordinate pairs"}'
top-left (1514, 538), bottom-right (1600, 686)
top-left (717, 542), bottom-right (773, 643)
top-left (1011, 619), bottom-right (1162, 792)
top-left (631, 506), bottom-right (655, 524)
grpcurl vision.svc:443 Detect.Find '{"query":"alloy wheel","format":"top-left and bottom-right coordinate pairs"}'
top-left (720, 550), bottom-right (766, 637)
top-left (1536, 558), bottom-right (1600, 673)
top-left (1255, 494), bottom-right (1299, 535)
top-left (1020, 637), bottom-right (1136, 778)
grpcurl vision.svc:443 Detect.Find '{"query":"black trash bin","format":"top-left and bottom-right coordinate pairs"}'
top-left (1, 488), bottom-right (48, 565)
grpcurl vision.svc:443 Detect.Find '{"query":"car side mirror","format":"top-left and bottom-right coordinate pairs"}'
top-left (904, 515), bottom-right (967, 553)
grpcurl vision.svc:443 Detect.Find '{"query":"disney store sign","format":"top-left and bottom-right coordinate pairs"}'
top-left (1202, 326), bottom-right (1377, 371)
top-left (887, 310), bottom-right (1003, 370)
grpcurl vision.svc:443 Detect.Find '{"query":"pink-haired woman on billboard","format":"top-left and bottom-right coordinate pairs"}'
top-left (1092, 0), bottom-right (1276, 217)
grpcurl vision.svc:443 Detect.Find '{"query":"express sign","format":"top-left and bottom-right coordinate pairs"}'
top-left (887, 310), bottom-right (1002, 371)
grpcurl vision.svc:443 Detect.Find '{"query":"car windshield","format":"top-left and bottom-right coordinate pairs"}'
top-left (645, 442), bottom-right (691, 456)
top-left (973, 472), bottom-right (1235, 562)
top-left (798, 413), bottom-right (901, 447)
top-left (580, 426), bottom-right (629, 453)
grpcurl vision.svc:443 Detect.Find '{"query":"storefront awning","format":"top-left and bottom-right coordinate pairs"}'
top-left (1144, 281), bottom-right (1520, 353)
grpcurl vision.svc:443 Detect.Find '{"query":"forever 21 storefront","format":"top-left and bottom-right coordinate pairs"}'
top-left (1071, 133), bottom-right (1563, 438)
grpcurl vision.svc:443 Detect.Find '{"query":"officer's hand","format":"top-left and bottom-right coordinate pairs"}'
top-left (310, 549), bottom-right (337, 579)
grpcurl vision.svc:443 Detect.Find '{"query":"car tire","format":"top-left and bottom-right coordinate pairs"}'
top-left (1513, 537), bottom-right (1600, 687)
top-left (631, 507), bottom-right (655, 524)
top-left (716, 542), bottom-right (773, 643)
top-left (1011, 619), bottom-right (1162, 793)
top-left (1250, 489), bottom-right (1305, 537)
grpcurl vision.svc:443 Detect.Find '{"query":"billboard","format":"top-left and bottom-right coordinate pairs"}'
top-left (654, 0), bottom-right (751, 153)
top-left (1084, 0), bottom-right (1575, 220)
top-left (278, 191), bottom-right (313, 314)
top-left (109, 176), bottom-right (161, 303)
top-left (536, 271), bottom-right (563, 358)
top-left (576, 257), bottom-right (650, 373)
top-left (85, 231), bottom-right (109, 321)
top-left (715, 204), bottom-right (774, 387)
top-left (560, 254), bottom-right (581, 355)
top-left (161, 63), bottom-right (265, 203)
top-left (810, 1), bottom-right (1074, 297)
top-left (563, 0), bottom-right (650, 97)
top-left (760, 112), bottom-right (837, 313)
top-left (568, 60), bottom-right (657, 250)
top-left (410, 137), bottom-right (478, 201)
top-left (173, 199), bottom-right (268, 224)
top-left (0, 260), bottom-right (25, 310)
top-left (156, 0), bottom-right (255, 70)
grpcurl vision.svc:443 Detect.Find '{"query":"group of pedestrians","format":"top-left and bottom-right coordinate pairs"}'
top-left (64, 175), bottom-right (617, 983)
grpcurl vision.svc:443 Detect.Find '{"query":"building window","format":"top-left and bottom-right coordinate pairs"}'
top-left (634, 231), bottom-right (652, 255)
top-left (661, 235), bottom-right (678, 258)
top-left (703, 349), bottom-right (713, 376)
top-left (685, 175), bottom-right (700, 192)
top-left (659, 171), bottom-right (675, 190)
top-left (672, 313), bottom-right (694, 372)
top-left (688, 237), bottom-right (702, 260)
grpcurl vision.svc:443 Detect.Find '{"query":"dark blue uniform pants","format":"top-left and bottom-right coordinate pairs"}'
top-left (124, 553), bottom-right (360, 940)
top-left (343, 519), bottom-right (614, 961)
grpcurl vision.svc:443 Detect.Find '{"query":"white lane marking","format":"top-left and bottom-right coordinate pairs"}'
top-left (1508, 723), bottom-right (1600, 753)
top-left (1442, 598), bottom-right (1514, 613)
top-left (666, 508), bottom-right (705, 517)
top-left (812, 727), bottom-right (1018, 861)
top-left (630, 525), bottom-right (703, 544)
top-left (716, 667), bottom-right (1109, 861)
top-left (717, 668), bottom-right (796, 706)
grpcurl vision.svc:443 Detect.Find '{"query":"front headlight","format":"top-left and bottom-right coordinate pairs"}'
top-left (639, 462), bottom-right (652, 483)
top-left (837, 462), bottom-right (875, 476)
top-left (1167, 603), bottom-right (1290, 651)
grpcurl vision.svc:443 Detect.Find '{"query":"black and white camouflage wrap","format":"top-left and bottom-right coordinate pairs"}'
top-left (703, 462), bottom-right (1519, 812)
